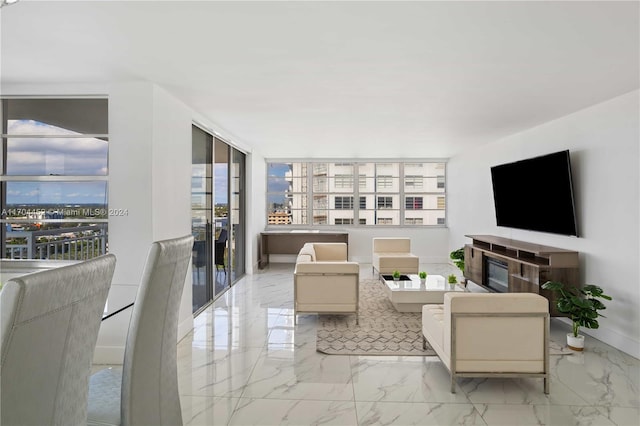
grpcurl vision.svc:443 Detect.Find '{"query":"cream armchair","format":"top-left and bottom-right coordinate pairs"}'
top-left (372, 237), bottom-right (419, 275)
top-left (294, 242), bottom-right (359, 324)
top-left (422, 292), bottom-right (550, 393)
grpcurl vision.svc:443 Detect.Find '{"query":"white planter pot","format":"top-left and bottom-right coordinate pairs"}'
top-left (567, 333), bottom-right (585, 351)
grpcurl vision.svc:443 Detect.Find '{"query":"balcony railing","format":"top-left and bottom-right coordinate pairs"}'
top-left (5, 224), bottom-right (108, 260)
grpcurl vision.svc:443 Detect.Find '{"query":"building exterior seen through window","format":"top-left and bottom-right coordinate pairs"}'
top-left (267, 161), bottom-right (446, 226)
top-left (1, 98), bottom-right (109, 260)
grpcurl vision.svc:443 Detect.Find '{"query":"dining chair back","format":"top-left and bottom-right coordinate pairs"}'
top-left (87, 235), bottom-right (193, 426)
top-left (1, 254), bottom-right (116, 425)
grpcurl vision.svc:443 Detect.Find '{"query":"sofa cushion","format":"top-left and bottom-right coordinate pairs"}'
top-left (375, 254), bottom-right (419, 267)
top-left (295, 261), bottom-right (359, 274)
top-left (422, 304), bottom-right (445, 357)
top-left (298, 243), bottom-right (316, 261)
top-left (373, 238), bottom-right (411, 253)
top-left (313, 243), bottom-right (347, 261)
top-left (445, 292), bottom-right (548, 313)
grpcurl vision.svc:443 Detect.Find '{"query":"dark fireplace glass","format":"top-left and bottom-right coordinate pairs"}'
top-left (486, 258), bottom-right (508, 293)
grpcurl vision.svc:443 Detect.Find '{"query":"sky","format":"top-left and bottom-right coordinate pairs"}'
top-left (266, 163), bottom-right (292, 206)
top-left (5, 119), bottom-right (108, 205)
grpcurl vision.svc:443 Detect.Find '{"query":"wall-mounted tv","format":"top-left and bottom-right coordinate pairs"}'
top-left (490, 150), bottom-right (578, 237)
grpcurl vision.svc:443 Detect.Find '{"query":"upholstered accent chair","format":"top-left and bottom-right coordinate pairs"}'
top-left (372, 237), bottom-right (419, 275)
top-left (294, 242), bottom-right (359, 324)
top-left (87, 235), bottom-right (194, 426)
top-left (1, 254), bottom-right (117, 425)
top-left (422, 292), bottom-right (550, 393)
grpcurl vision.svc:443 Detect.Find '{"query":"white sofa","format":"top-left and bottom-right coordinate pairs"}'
top-left (372, 237), bottom-right (419, 275)
top-left (422, 292), bottom-right (550, 393)
top-left (294, 242), bottom-right (360, 324)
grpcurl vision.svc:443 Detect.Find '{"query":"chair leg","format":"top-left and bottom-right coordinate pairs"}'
top-left (544, 376), bottom-right (549, 394)
top-left (294, 312), bottom-right (297, 325)
top-left (451, 374), bottom-right (457, 393)
top-left (422, 336), bottom-right (426, 350)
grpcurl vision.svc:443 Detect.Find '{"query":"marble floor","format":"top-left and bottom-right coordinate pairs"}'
top-left (173, 263), bottom-right (637, 425)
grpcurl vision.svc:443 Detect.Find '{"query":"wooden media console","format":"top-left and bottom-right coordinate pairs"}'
top-left (463, 235), bottom-right (579, 316)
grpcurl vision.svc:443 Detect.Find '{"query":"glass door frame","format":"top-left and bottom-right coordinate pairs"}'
top-left (191, 125), bottom-right (214, 314)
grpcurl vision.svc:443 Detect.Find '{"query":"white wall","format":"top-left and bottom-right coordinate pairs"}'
top-left (448, 90), bottom-right (640, 358)
top-left (99, 82), bottom-right (156, 363)
top-left (99, 83), bottom-right (196, 363)
top-left (150, 85), bottom-right (194, 340)
top-left (248, 151), bottom-right (267, 273)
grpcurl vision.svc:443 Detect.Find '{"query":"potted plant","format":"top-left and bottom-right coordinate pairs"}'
top-left (392, 270), bottom-right (401, 281)
top-left (447, 274), bottom-right (458, 285)
top-left (419, 271), bottom-right (427, 284)
top-left (541, 281), bottom-right (612, 351)
top-left (450, 248), bottom-right (466, 283)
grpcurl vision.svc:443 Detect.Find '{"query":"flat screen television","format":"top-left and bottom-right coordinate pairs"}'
top-left (490, 150), bottom-right (578, 237)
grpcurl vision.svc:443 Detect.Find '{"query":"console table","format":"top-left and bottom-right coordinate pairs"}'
top-left (258, 230), bottom-right (349, 269)
top-left (463, 235), bottom-right (579, 316)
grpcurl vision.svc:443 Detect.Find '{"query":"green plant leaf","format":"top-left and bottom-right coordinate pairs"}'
top-left (450, 248), bottom-right (464, 260)
top-left (542, 281), bottom-right (610, 329)
top-left (542, 281), bottom-right (563, 291)
top-left (557, 299), bottom-right (573, 313)
top-left (570, 296), bottom-right (590, 308)
top-left (584, 319), bottom-right (600, 329)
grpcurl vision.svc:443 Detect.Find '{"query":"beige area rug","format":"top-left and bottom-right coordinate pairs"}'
top-left (316, 278), bottom-right (573, 357)
top-left (316, 279), bottom-right (437, 356)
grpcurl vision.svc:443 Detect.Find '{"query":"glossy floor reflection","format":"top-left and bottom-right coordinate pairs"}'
top-left (178, 263), bottom-right (639, 426)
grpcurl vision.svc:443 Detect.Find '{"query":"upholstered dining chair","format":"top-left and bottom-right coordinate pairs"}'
top-left (1, 254), bottom-right (117, 426)
top-left (87, 234), bottom-right (194, 426)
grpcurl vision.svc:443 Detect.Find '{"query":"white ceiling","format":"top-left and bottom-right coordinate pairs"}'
top-left (1, 1), bottom-right (638, 158)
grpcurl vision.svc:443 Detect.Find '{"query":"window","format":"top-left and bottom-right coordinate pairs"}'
top-left (405, 175), bottom-right (423, 189)
top-left (377, 196), bottom-right (393, 209)
top-left (335, 218), bottom-right (354, 225)
top-left (377, 175), bottom-right (393, 189)
top-left (335, 196), bottom-right (354, 209)
top-left (359, 196), bottom-right (366, 209)
top-left (1, 98), bottom-right (109, 260)
top-left (266, 160), bottom-right (446, 227)
top-left (358, 174), bottom-right (367, 189)
top-left (334, 174), bottom-right (353, 188)
top-left (406, 196), bottom-right (423, 210)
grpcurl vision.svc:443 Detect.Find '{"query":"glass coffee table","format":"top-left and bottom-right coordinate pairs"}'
top-left (380, 274), bottom-right (467, 312)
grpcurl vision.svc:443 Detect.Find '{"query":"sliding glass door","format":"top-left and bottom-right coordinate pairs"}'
top-left (214, 138), bottom-right (230, 297)
top-left (230, 148), bottom-right (246, 282)
top-left (192, 125), bottom-right (245, 312)
top-left (191, 126), bottom-right (214, 313)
